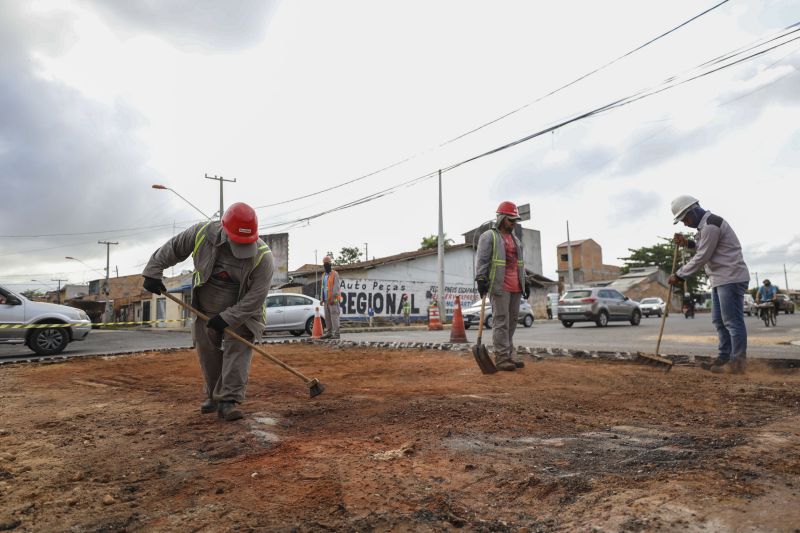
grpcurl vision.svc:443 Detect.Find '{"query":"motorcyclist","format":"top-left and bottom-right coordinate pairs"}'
top-left (682, 293), bottom-right (694, 319)
top-left (756, 279), bottom-right (779, 321)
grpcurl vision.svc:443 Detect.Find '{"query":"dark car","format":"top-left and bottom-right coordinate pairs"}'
top-left (557, 287), bottom-right (641, 327)
top-left (777, 294), bottom-right (795, 314)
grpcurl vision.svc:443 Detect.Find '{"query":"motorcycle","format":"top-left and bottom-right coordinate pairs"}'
top-left (682, 299), bottom-right (695, 319)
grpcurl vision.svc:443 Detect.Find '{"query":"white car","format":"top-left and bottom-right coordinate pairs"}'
top-left (462, 300), bottom-right (534, 329)
top-left (639, 297), bottom-right (666, 318)
top-left (0, 285), bottom-right (92, 355)
top-left (265, 293), bottom-right (326, 336)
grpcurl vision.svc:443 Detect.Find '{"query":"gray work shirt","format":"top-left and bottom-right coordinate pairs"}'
top-left (676, 211), bottom-right (749, 288)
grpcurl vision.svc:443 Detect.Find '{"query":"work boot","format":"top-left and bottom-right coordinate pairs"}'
top-left (730, 357), bottom-right (747, 374)
top-left (330, 334), bottom-right (340, 340)
top-left (495, 358), bottom-right (516, 372)
top-left (512, 359), bottom-right (525, 368)
top-left (217, 401), bottom-right (243, 421)
top-left (319, 332), bottom-right (332, 339)
top-left (701, 357), bottom-right (728, 374)
top-left (200, 398), bottom-right (218, 414)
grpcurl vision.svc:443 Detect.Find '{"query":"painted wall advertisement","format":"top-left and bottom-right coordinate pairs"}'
top-left (337, 278), bottom-right (479, 320)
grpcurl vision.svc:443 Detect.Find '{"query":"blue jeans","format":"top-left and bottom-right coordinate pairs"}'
top-left (711, 281), bottom-right (748, 362)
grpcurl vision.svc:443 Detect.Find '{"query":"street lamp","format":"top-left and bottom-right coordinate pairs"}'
top-left (152, 184), bottom-right (211, 220)
top-left (65, 256), bottom-right (105, 277)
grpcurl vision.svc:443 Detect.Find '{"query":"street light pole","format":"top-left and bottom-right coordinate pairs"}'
top-left (51, 278), bottom-right (67, 304)
top-left (437, 169), bottom-right (445, 322)
top-left (152, 184), bottom-right (211, 219)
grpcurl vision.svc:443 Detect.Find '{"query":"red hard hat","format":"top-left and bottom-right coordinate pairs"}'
top-left (496, 201), bottom-right (521, 219)
top-left (221, 202), bottom-right (259, 244)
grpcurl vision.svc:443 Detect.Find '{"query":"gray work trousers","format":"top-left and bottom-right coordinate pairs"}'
top-left (490, 291), bottom-right (521, 363)
top-left (324, 300), bottom-right (340, 336)
top-left (194, 280), bottom-right (253, 403)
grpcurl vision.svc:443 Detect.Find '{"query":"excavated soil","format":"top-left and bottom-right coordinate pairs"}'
top-left (1, 345), bottom-right (799, 532)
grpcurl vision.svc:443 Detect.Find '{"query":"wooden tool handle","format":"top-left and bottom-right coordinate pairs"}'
top-left (655, 244), bottom-right (679, 355)
top-left (477, 295), bottom-right (487, 342)
top-left (161, 291), bottom-right (313, 384)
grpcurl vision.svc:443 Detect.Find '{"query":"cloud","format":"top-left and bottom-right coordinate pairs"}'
top-left (86, 0), bottom-right (281, 53)
top-left (607, 190), bottom-right (662, 221)
top-left (0, 4), bottom-right (163, 272)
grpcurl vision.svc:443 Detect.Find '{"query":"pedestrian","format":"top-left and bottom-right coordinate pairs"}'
top-left (320, 256), bottom-right (341, 339)
top-left (668, 195), bottom-right (750, 374)
top-left (368, 306), bottom-right (375, 328)
top-left (474, 201), bottom-right (529, 371)
top-left (401, 293), bottom-right (411, 326)
top-left (142, 202), bottom-right (274, 421)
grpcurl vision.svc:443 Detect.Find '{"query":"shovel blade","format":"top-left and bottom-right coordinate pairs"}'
top-left (472, 343), bottom-right (497, 374)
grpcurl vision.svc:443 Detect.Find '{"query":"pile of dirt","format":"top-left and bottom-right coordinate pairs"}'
top-left (0, 346), bottom-right (798, 531)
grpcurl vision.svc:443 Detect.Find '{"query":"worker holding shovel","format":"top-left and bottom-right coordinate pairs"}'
top-left (474, 201), bottom-right (529, 372)
top-left (142, 202), bottom-right (274, 420)
top-left (668, 195), bottom-right (749, 374)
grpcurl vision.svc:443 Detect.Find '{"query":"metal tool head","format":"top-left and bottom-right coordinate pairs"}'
top-left (308, 379), bottom-right (326, 398)
top-left (472, 341), bottom-right (497, 374)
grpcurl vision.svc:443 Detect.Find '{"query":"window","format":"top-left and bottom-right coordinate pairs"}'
top-left (560, 254), bottom-right (569, 262)
top-left (286, 295), bottom-right (311, 306)
top-left (266, 295), bottom-right (286, 308)
top-left (156, 298), bottom-right (166, 320)
top-left (564, 290), bottom-right (592, 299)
top-left (609, 290), bottom-right (625, 300)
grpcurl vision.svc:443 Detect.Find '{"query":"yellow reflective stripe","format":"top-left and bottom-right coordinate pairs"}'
top-left (253, 244), bottom-right (270, 269)
top-left (191, 221), bottom-right (213, 258)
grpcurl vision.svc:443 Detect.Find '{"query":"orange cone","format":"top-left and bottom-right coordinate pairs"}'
top-left (450, 295), bottom-right (468, 343)
top-left (428, 302), bottom-right (443, 331)
top-left (312, 307), bottom-right (323, 338)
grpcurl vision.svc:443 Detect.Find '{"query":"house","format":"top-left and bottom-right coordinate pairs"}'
top-left (288, 226), bottom-right (554, 322)
top-left (606, 266), bottom-right (679, 310)
top-left (555, 238), bottom-right (621, 287)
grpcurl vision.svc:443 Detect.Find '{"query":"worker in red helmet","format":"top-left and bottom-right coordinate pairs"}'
top-left (474, 201), bottom-right (529, 371)
top-left (142, 202), bottom-right (274, 421)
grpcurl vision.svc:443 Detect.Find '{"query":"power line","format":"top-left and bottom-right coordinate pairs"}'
top-left (251, 1), bottom-right (731, 211)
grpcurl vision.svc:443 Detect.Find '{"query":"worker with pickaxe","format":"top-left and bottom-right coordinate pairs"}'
top-left (142, 202), bottom-right (274, 420)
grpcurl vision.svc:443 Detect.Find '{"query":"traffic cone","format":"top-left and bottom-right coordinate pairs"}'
top-left (312, 307), bottom-right (323, 338)
top-left (450, 295), bottom-right (468, 343)
top-left (428, 302), bottom-right (443, 331)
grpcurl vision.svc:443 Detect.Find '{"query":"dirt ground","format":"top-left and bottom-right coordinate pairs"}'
top-left (1, 346), bottom-right (799, 533)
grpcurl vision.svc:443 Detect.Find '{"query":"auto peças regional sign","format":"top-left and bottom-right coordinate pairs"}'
top-left (337, 278), bottom-right (478, 319)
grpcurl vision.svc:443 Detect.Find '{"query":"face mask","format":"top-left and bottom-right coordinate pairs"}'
top-left (324, 263), bottom-right (332, 273)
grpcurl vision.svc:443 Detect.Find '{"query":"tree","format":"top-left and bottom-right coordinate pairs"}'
top-left (618, 235), bottom-right (707, 295)
top-left (21, 289), bottom-right (44, 299)
top-left (327, 247), bottom-right (362, 265)
top-left (419, 234), bottom-right (454, 250)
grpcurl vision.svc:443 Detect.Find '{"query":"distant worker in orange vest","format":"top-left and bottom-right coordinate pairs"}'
top-left (474, 201), bottom-right (529, 371)
top-left (320, 255), bottom-right (342, 339)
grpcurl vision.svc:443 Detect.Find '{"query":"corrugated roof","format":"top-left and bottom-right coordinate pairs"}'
top-left (290, 243), bottom-right (474, 275)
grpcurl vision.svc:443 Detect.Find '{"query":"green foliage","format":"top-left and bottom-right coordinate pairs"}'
top-left (21, 289), bottom-right (44, 299)
top-left (332, 246), bottom-right (362, 265)
top-left (618, 234), bottom-right (708, 294)
top-left (419, 234), bottom-right (454, 250)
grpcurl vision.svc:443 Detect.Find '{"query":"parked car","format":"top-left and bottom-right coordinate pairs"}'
top-left (639, 297), bottom-right (666, 318)
top-left (557, 287), bottom-right (641, 327)
top-left (777, 293), bottom-right (795, 314)
top-left (743, 294), bottom-right (755, 316)
top-left (0, 285), bottom-right (92, 355)
top-left (265, 292), bottom-right (326, 336)
top-left (462, 299), bottom-right (534, 329)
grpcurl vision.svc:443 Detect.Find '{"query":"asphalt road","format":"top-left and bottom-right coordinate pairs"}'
top-left (1, 311), bottom-right (799, 364)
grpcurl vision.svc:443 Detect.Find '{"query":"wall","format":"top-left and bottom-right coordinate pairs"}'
top-left (264, 233), bottom-right (289, 287)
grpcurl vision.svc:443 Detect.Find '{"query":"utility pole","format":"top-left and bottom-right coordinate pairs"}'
top-left (314, 250), bottom-right (319, 299)
top-left (784, 264), bottom-right (790, 291)
top-left (51, 278), bottom-right (67, 305)
top-left (566, 221), bottom-right (574, 289)
top-left (754, 272), bottom-right (759, 287)
top-left (437, 170), bottom-right (446, 322)
top-left (98, 241), bottom-right (118, 323)
top-left (205, 174), bottom-right (236, 219)
top-left (364, 243), bottom-right (368, 262)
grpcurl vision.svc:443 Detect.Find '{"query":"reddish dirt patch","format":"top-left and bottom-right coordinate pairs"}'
top-left (1, 346), bottom-right (799, 531)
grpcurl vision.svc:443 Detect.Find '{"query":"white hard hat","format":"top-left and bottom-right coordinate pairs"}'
top-left (671, 195), bottom-right (699, 224)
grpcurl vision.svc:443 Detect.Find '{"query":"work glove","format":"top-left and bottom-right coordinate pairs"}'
top-left (142, 276), bottom-right (166, 295)
top-left (476, 278), bottom-right (489, 298)
top-left (673, 233), bottom-right (689, 247)
top-left (207, 314), bottom-right (229, 333)
top-left (667, 274), bottom-right (683, 286)
top-left (522, 282), bottom-right (530, 300)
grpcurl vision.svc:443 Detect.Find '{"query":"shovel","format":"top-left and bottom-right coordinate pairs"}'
top-left (162, 292), bottom-right (325, 398)
top-left (633, 244), bottom-right (677, 372)
top-left (471, 296), bottom-right (497, 374)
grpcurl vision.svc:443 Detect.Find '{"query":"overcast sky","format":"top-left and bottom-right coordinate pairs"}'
top-left (2, 0), bottom-right (799, 294)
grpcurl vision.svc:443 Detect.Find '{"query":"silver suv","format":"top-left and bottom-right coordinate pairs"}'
top-left (0, 285), bottom-right (92, 355)
top-left (557, 287), bottom-right (641, 327)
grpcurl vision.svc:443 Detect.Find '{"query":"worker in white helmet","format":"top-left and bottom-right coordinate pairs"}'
top-left (668, 195), bottom-right (750, 374)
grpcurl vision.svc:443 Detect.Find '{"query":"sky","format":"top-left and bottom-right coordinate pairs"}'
top-left (2, 0), bottom-right (799, 295)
